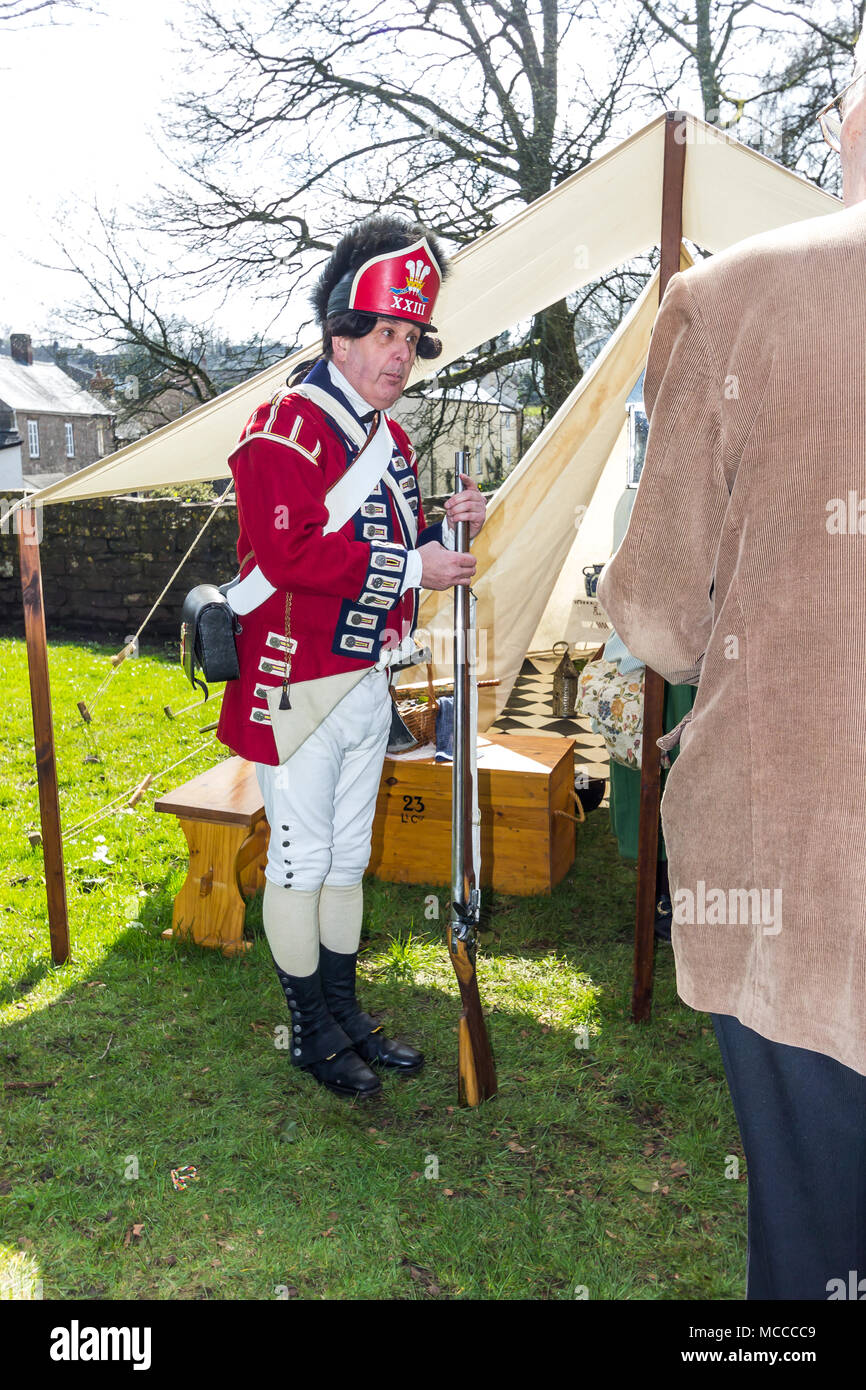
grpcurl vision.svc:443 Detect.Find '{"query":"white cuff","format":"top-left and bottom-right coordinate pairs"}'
top-left (399, 548), bottom-right (423, 593)
top-left (441, 516), bottom-right (456, 550)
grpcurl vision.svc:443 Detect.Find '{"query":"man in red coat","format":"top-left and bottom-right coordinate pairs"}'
top-left (216, 216), bottom-right (486, 1099)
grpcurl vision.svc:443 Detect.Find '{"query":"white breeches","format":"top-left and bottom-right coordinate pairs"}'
top-left (254, 667), bottom-right (392, 892)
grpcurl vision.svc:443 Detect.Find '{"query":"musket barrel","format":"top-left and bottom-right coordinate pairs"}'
top-left (451, 454), bottom-right (470, 911)
top-left (447, 453), bottom-right (498, 1105)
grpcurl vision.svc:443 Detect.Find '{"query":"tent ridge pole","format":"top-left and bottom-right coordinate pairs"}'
top-left (632, 109), bottom-right (687, 1023)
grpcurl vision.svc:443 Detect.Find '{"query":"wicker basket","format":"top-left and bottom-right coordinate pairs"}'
top-left (391, 663), bottom-right (438, 744)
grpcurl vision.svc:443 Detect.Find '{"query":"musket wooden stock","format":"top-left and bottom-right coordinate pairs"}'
top-left (447, 929), bottom-right (497, 1105)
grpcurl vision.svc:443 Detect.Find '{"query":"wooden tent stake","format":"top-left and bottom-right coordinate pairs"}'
top-left (631, 109), bottom-right (687, 1023)
top-left (18, 504), bottom-right (70, 965)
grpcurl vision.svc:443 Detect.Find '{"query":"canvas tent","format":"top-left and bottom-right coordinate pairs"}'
top-left (23, 111), bottom-right (840, 737)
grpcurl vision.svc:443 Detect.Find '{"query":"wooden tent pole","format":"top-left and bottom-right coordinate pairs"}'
top-left (631, 109), bottom-right (687, 1023)
top-left (18, 503), bottom-right (70, 965)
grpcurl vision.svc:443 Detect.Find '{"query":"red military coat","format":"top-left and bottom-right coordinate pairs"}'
top-left (216, 361), bottom-right (441, 765)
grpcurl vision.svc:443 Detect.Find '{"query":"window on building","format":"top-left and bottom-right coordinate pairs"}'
top-left (27, 420), bottom-right (39, 459)
top-left (96, 424), bottom-right (105, 456)
top-left (506, 445), bottom-right (512, 470)
top-left (503, 413), bottom-right (512, 430)
top-left (65, 423), bottom-right (75, 458)
top-left (475, 446), bottom-right (482, 476)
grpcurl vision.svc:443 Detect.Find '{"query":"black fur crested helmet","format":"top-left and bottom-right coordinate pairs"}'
top-left (311, 214), bottom-right (450, 361)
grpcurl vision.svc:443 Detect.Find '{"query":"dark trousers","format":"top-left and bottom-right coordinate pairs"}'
top-left (711, 1012), bottom-right (866, 1300)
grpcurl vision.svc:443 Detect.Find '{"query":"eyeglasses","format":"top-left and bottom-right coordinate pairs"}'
top-left (818, 70), bottom-right (866, 152)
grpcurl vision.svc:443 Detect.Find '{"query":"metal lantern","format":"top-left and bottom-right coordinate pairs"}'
top-left (551, 640), bottom-right (579, 718)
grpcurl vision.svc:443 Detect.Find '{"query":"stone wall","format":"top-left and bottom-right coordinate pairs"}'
top-left (0, 494), bottom-right (240, 642)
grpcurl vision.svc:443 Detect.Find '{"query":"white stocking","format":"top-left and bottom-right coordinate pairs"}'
top-left (262, 880), bottom-right (320, 977)
top-left (318, 881), bottom-right (364, 955)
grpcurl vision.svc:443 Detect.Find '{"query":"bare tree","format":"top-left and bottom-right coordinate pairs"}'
top-left (635, 0), bottom-right (864, 190)
top-left (151, 0), bottom-right (654, 422)
top-left (44, 205), bottom-right (223, 421)
top-left (151, 0), bottom-right (859, 443)
top-left (44, 1), bottom-right (858, 478)
top-left (0, 0), bottom-right (98, 23)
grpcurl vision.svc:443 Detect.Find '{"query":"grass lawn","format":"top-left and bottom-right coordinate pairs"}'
top-left (0, 633), bottom-right (746, 1300)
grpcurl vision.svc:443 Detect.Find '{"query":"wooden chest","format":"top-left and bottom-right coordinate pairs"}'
top-left (367, 732), bottom-right (576, 896)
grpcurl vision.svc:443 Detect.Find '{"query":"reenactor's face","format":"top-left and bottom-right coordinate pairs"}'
top-left (333, 317), bottom-right (421, 410)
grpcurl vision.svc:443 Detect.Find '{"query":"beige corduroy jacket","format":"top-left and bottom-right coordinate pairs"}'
top-left (597, 199), bottom-right (866, 1076)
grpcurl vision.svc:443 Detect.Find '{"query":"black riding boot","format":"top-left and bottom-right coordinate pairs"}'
top-left (272, 960), bottom-right (381, 1099)
top-left (318, 944), bottom-right (424, 1073)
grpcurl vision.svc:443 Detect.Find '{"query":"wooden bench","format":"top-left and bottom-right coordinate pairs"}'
top-left (154, 756), bottom-right (269, 956)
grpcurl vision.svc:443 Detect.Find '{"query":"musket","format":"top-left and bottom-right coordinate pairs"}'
top-left (448, 453), bottom-right (497, 1107)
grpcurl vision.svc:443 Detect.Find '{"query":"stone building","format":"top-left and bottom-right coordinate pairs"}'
top-left (391, 380), bottom-right (523, 498)
top-left (0, 334), bottom-right (115, 489)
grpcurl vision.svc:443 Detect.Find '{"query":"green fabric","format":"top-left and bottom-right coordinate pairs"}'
top-left (608, 681), bottom-right (696, 862)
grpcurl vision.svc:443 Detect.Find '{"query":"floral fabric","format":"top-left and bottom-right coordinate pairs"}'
top-left (574, 658), bottom-right (671, 770)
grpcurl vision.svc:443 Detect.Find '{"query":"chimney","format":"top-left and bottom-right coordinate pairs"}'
top-left (89, 369), bottom-right (114, 396)
top-left (11, 334), bottom-right (33, 366)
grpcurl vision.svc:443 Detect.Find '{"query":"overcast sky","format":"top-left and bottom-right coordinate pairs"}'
top-left (1, 0), bottom-right (193, 346)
